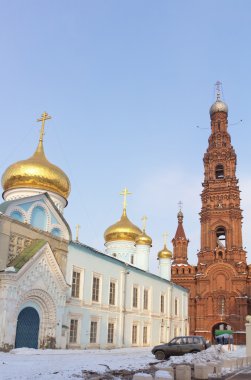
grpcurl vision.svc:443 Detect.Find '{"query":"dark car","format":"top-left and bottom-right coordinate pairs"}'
top-left (152, 335), bottom-right (211, 360)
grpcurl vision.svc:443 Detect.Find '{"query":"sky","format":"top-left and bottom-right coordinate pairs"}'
top-left (0, 1), bottom-right (251, 273)
top-left (0, 345), bottom-right (245, 379)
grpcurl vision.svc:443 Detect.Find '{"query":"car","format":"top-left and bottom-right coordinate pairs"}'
top-left (151, 335), bottom-right (211, 360)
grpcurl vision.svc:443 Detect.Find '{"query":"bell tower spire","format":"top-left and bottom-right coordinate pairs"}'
top-left (172, 202), bottom-right (189, 264)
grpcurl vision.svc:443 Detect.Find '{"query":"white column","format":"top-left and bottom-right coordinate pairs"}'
top-left (134, 244), bottom-right (150, 271)
top-left (159, 258), bottom-right (171, 281)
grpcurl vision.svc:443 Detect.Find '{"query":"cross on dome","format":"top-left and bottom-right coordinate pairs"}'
top-left (37, 112), bottom-right (52, 142)
top-left (215, 80), bottom-right (223, 101)
top-left (141, 215), bottom-right (148, 232)
top-left (178, 200), bottom-right (183, 211)
top-left (120, 187), bottom-right (132, 211)
top-left (163, 232), bottom-right (168, 246)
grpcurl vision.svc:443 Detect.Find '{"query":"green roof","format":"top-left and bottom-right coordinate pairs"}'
top-left (8, 239), bottom-right (46, 271)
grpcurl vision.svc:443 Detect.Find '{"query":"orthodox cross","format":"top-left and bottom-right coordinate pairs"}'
top-left (215, 81), bottom-right (222, 101)
top-left (76, 224), bottom-right (80, 242)
top-left (163, 232), bottom-right (168, 246)
top-left (120, 187), bottom-right (132, 210)
top-left (178, 201), bottom-right (183, 211)
top-left (37, 112), bottom-right (52, 142)
top-left (141, 215), bottom-right (148, 232)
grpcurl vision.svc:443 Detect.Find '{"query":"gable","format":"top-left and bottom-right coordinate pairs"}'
top-left (0, 193), bottom-right (71, 240)
top-left (3, 242), bottom-right (69, 301)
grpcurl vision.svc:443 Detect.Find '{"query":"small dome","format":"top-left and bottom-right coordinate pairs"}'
top-left (209, 100), bottom-right (228, 117)
top-left (135, 231), bottom-right (152, 246)
top-left (158, 244), bottom-right (172, 259)
top-left (2, 140), bottom-right (70, 200)
top-left (104, 209), bottom-right (142, 243)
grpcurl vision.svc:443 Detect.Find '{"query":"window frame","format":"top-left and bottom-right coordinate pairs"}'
top-left (132, 286), bottom-right (138, 308)
top-left (71, 270), bottom-right (81, 298)
top-left (109, 281), bottom-right (116, 306)
top-left (92, 275), bottom-right (101, 303)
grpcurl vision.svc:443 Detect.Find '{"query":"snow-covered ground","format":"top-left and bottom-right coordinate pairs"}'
top-left (0, 345), bottom-right (247, 380)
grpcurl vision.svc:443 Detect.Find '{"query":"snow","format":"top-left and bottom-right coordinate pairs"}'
top-left (0, 345), bottom-right (247, 379)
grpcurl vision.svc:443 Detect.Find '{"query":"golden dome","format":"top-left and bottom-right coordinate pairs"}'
top-left (135, 231), bottom-right (152, 246)
top-left (104, 209), bottom-right (142, 243)
top-left (2, 139), bottom-right (71, 199)
top-left (158, 244), bottom-right (172, 259)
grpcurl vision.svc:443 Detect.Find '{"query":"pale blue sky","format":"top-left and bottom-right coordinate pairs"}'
top-left (1, 1), bottom-right (251, 273)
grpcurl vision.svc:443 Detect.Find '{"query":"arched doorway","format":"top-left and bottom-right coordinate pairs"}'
top-left (212, 322), bottom-right (233, 344)
top-left (15, 307), bottom-right (40, 348)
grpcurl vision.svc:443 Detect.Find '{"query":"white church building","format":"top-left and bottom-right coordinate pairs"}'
top-left (0, 113), bottom-right (188, 350)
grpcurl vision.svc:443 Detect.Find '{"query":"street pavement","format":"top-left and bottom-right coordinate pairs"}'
top-left (223, 366), bottom-right (251, 379)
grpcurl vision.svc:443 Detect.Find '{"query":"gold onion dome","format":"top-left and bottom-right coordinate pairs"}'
top-left (135, 231), bottom-right (152, 246)
top-left (2, 113), bottom-right (70, 200)
top-left (158, 244), bottom-right (172, 259)
top-left (104, 209), bottom-right (142, 243)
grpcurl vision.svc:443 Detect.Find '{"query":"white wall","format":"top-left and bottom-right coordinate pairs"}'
top-left (65, 242), bottom-right (189, 349)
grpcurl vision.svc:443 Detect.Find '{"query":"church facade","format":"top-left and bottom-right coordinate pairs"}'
top-left (0, 113), bottom-right (188, 350)
top-left (171, 87), bottom-right (251, 344)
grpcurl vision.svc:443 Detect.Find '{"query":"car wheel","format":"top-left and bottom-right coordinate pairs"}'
top-left (155, 350), bottom-right (166, 360)
top-left (190, 350), bottom-right (200, 354)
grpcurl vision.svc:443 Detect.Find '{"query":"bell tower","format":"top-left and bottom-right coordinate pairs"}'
top-left (199, 82), bottom-right (245, 264)
top-left (171, 83), bottom-right (251, 343)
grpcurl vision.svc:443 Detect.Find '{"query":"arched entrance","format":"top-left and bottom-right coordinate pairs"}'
top-left (212, 322), bottom-right (233, 344)
top-left (15, 307), bottom-right (40, 348)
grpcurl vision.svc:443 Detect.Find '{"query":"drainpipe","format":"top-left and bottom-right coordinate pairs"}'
top-left (122, 264), bottom-right (129, 346)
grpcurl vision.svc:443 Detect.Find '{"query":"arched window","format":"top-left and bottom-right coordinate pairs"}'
top-left (10, 210), bottom-right (24, 223)
top-left (215, 164), bottom-right (224, 179)
top-left (216, 227), bottom-right (226, 248)
top-left (31, 206), bottom-right (47, 230)
top-left (218, 296), bottom-right (225, 315)
top-left (51, 227), bottom-right (61, 237)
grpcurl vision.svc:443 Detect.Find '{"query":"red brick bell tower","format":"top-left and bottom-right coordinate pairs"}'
top-left (171, 83), bottom-right (251, 343)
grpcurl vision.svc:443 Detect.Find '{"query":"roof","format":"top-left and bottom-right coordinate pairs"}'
top-left (8, 239), bottom-right (46, 271)
top-left (174, 221), bottom-right (187, 240)
top-left (70, 241), bottom-right (189, 293)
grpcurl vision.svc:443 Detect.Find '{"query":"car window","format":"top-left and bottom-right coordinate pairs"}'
top-left (187, 337), bottom-right (193, 344)
top-left (175, 338), bottom-right (183, 344)
top-left (193, 337), bottom-right (200, 344)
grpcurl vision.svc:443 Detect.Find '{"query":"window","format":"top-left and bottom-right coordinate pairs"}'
top-left (109, 281), bottom-right (116, 305)
top-left (218, 296), bottom-right (225, 315)
top-left (133, 287), bottom-right (138, 308)
top-left (10, 210), bottom-right (24, 223)
top-left (216, 226), bottom-right (226, 248)
top-left (160, 295), bottom-right (164, 313)
top-left (31, 206), bottom-right (47, 230)
top-left (90, 321), bottom-right (97, 343)
top-left (143, 289), bottom-right (148, 310)
top-left (143, 326), bottom-right (148, 344)
top-left (71, 271), bottom-right (80, 298)
top-left (107, 323), bottom-right (114, 344)
top-left (132, 325), bottom-right (137, 344)
top-left (92, 276), bottom-right (100, 302)
top-left (215, 164), bottom-right (224, 179)
top-left (69, 319), bottom-right (78, 343)
top-left (175, 298), bottom-right (178, 316)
